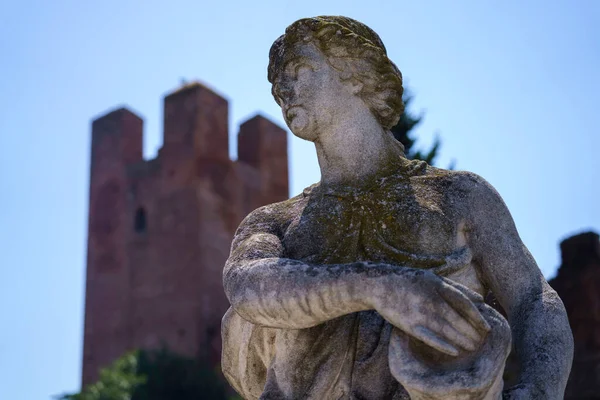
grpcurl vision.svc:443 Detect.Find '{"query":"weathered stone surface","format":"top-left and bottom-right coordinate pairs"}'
top-left (221, 16), bottom-right (573, 399)
top-left (549, 231), bottom-right (600, 399)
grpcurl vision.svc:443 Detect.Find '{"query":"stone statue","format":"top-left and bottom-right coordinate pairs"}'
top-left (221, 16), bottom-right (573, 399)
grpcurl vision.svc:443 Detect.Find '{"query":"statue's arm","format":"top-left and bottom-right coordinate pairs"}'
top-left (463, 173), bottom-right (574, 399)
top-left (224, 204), bottom-right (489, 355)
top-left (223, 205), bottom-right (383, 329)
top-left (224, 204), bottom-right (383, 329)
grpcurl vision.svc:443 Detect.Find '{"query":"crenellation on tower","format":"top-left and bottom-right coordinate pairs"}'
top-left (163, 82), bottom-right (229, 162)
top-left (237, 114), bottom-right (289, 204)
top-left (91, 107), bottom-right (143, 168)
top-left (82, 82), bottom-right (290, 386)
top-left (83, 107), bottom-right (145, 385)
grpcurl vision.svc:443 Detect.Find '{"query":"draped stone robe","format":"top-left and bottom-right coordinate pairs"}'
top-left (222, 160), bottom-right (510, 400)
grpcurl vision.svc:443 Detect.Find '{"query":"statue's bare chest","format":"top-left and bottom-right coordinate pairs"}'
top-left (282, 180), bottom-right (459, 266)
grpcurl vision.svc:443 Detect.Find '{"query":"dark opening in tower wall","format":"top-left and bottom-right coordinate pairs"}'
top-left (134, 207), bottom-right (147, 233)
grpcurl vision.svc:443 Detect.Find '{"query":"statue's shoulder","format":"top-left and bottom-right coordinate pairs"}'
top-left (409, 165), bottom-right (501, 205)
top-left (402, 162), bottom-right (455, 190)
top-left (235, 190), bottom-right (308, 238)
top-left (407, 165), bottom-right (505, 216)
top-left (441, 169), bottom-right (501, 202)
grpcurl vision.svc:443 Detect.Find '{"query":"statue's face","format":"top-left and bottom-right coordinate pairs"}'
top-left (273, 42), bottom-right (357, 141)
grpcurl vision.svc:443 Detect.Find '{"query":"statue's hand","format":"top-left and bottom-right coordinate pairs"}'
top-left (371, 270), bottom-right (491, 356)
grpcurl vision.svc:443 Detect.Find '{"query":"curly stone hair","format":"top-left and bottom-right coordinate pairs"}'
top-left (268, 16), bottom-right (405, 130)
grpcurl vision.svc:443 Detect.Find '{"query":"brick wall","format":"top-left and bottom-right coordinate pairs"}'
top-left (549, 231), bottom-right (600, 398)
top-left (82, 82), bottom-right (289, 385)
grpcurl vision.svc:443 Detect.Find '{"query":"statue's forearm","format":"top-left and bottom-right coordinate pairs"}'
top-left (510, 289), bottom-right (573, 399)
top-left (224, 255), bottom-right (405, 329)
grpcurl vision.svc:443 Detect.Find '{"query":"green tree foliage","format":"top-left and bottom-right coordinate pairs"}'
top-left (58, 352), bottom-right (145, 400)
top-left (134, 348), bottom-right (230, 400)
top-left (391, 89), bottom-right (442, 166)
top-left (58, 348), bottom-right (236, 400)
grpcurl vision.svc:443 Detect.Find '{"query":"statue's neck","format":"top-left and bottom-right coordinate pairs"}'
top-left (314, 112), bottom-right (405, 187)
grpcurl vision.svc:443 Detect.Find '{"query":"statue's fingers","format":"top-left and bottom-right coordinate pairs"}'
top-left (441, 277), bottom-right (484, 303)
top-left (436, 284), bottom-right (491, 333)
top-left (420, 308), bottom-right (479, 352)
top-left (411, 325), bottom-right (459, 356)
top-left (438, 302), bottom-right (483, 344)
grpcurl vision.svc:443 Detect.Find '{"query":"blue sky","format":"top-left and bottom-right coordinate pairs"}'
top-left (0, 0), bottom-right (598, 398)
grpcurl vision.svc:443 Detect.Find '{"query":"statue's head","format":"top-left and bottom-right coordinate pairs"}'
top-left (268, 16), bottom-right (404, 139)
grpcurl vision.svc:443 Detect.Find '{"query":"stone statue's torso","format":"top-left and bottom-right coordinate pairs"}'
top-left (234, 161), bottom-right (492, 399)
top-left (283, 162), bottom-right (485, 296)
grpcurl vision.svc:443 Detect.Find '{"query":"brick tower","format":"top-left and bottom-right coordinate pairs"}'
top-left (549, 232), bottom-right (600, 398)
top-left (82, 82), bottom-right (289, 385)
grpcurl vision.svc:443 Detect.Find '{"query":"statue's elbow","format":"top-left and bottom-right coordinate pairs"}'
top-left (223, 275), bottom-right (243, 312)
top-left (542, 288), bottom-right (575, 368)
top-left (223, 274), bottom-right (260, 323)
top-left (547, 289), bottom-right (573, 342)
